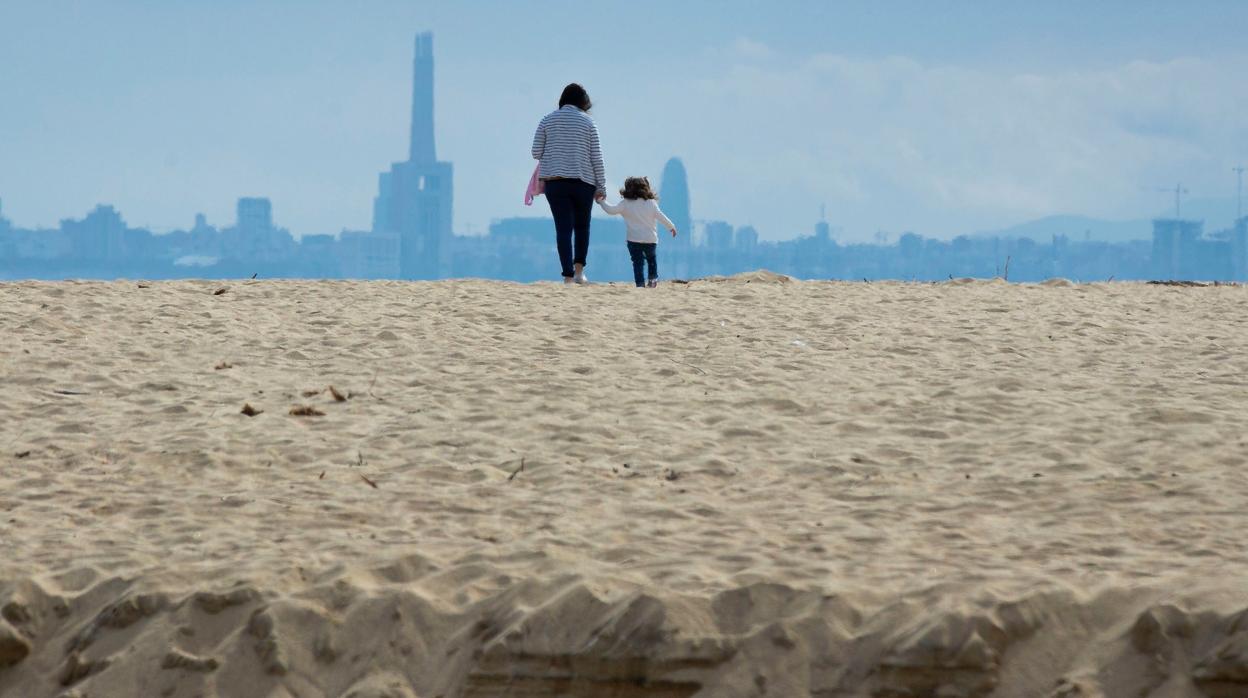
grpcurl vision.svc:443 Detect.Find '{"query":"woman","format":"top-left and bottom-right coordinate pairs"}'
top-left (531, 83), bottom-right (606, 284)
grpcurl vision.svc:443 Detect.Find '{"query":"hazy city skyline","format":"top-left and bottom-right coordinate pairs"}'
top-left (1, 1), bottom-right (1246, 242)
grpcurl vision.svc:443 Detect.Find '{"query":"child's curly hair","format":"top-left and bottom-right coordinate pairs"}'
top-left (619, 176), bottom-right (658, 201)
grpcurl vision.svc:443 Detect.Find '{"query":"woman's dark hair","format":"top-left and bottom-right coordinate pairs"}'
top-left (558, 83), bottom-right (592, 111)
top-left (620, 176), bottom-right (657, 201)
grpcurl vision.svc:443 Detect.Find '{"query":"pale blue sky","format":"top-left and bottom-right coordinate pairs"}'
top-left (1, 1), bottom-right (1246, 241)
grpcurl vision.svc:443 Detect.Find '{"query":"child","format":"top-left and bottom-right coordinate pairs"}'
top-left (595, 177), bottom-right (677, 288)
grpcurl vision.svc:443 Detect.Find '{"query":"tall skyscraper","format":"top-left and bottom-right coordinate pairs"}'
top-left (659, 157), bottom-right (691, 277)
top-left (372, 32), bottom-right (454, 279)
top-left (659, 158), bottom-right (691, 243)
top-left (409, 33), bottom-right (436, 164)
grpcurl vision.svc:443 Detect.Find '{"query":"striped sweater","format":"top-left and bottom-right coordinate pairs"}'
top-left (531, 105), bottom-right (606, 196)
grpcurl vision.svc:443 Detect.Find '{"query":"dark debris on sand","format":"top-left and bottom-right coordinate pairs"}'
top-left (1147, 280), bottom-right (1241, 287)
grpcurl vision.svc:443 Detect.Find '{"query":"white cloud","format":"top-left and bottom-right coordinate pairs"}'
top-left (654, 48), bottom-right (1248, 239)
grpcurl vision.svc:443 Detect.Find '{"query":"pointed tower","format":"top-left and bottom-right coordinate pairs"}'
top-left (372, 32), bottom-right (455, 279)
top-left (659, 158), bottom-right (692, 278)
top-left (659, 158), bottom-right (691, 241)
top-left (409, 33), bottom-right (436, 163)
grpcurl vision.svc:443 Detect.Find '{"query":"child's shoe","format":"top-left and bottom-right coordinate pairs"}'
top-left (573, 263), bottom-right (589, 285)
top-left (647, 278), bottom-right (658, 288)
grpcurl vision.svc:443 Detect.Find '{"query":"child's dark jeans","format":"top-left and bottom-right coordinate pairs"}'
top-left (626, 241), bottom-right (658, 287)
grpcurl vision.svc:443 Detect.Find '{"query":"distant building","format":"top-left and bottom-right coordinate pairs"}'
top-left (735, 225), bottom-right (759, 252)
top-left (339, 230), bottom-right (399, 279)
top-left (183, 213), bottom-right (222, 259)
top-left (372, 32), bottom-right (454, 280)
top-left (63, 204), bottom-right (127, 260)
top-left (221, 197), bottom-right (295, 263)
top-left (704, 220), bottom-right (734, 250)
top-left (1233, 217), bottom-right (1248, 283)
top-left (815, 220), bottom-right (831, 242)
top-left (297, 234), bottom-right (340, 277)
top-left (237, 198), bottom-right (271, 230)
top-left (659, 158), bottom-right (691, 238)
top-left (483, 218), bottom-right (553, 281)
top-left (489, 217), bottom-right (551, 247)
top-left (1151, 218), bottom-right (1204, 279)
top-left (659, 158), bottom-right (691, 278)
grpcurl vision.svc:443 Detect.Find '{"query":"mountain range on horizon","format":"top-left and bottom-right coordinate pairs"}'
top-left (969, 196), bottom-right (1244, 244)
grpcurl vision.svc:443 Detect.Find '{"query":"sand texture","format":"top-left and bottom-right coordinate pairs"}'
top-left (2, 276), bottom-right (1248, 697)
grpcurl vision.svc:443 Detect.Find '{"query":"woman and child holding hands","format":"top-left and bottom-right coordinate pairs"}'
top-left (529, 83), bottom-right (677, 287)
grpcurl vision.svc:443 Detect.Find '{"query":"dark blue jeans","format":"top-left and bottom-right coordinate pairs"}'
top-left (544, 179), bottom-right (595, 278)
top-left (627, 241), bottom-right (658, 287)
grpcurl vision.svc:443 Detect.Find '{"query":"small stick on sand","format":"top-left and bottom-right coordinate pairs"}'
top-left (508, 457), bottom-right (526, 481)
top-left (354, 453), bottom-right (377, 487)
top-left (213, 288), bottom-right (227, 296)
top-left (668, 358), bottom-right (708, 376)
top-left (289, 406), bottom-right (325, 417)
top-left (328, 385), bottom-right (347, 402)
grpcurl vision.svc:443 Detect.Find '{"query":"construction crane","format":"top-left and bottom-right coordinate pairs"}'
top-left (1156, 183), bottom-right (1189, 219)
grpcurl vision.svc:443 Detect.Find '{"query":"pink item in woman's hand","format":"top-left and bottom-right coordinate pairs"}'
top-left (524, 164), bottom-right (544, 206)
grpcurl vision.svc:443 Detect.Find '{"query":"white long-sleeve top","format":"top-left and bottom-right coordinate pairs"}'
top-left (531, 105), bottom-right (607, 196)
top-left (596, 198), bottom-right (676, 244)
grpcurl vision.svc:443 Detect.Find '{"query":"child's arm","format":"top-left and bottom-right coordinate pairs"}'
top-left (596, 198), bottom-right (623, 215)
top-left (655, 204), bottom-right (677, 237)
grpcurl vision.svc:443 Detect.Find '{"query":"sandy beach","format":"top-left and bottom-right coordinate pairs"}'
top-left (2, 275), bottom-right (1248, 697)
